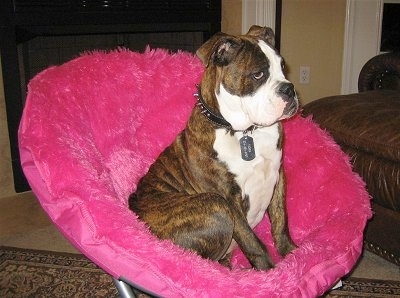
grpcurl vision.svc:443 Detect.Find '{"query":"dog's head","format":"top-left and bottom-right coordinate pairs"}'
top-left (197, 25), bottom-right (299, 131)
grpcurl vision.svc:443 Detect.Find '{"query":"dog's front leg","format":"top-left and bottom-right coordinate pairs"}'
top-left (268, 168), bottom-right (296, 256)
top-left (229, 203), bottom-right (274, 270)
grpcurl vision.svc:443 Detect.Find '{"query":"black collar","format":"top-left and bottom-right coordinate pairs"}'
top-left (194, 86), bottom-right (257, 134)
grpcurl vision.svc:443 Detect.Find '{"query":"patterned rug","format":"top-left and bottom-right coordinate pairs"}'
top-left (325, 277), bottom-right (400, 297)
top-left (0, 246), bottom-right (118, 297)
top-left (1, 246), bottom-right (399, 297)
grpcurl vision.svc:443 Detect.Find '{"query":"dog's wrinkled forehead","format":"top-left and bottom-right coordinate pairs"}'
top-left (196, 26), bottom-right (283, 96)
top-left (197, 25), bottom-right (276, 66)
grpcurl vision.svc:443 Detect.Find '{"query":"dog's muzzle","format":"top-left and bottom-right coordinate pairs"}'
top-left (278, 82), bottom-right (298, 117)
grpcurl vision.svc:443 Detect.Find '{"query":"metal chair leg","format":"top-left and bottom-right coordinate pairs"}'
top-left (113, 278), bottom-right (136, 298)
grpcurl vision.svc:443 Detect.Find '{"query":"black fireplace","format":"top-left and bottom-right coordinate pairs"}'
top-left (0, 0), bottom-right (221, 192)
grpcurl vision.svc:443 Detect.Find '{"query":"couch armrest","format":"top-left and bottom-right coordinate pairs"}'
top-left (358, 52), bottom-right (400, 92)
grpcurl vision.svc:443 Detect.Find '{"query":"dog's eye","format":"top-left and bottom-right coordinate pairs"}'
top-left (252, 71), bottom-right (264, 80)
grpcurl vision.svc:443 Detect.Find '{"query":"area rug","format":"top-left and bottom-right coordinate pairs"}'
top-left (325, 277), bottom-right (400, 297)
top-left (1, 246), bottom-right (399, 297)
top-left (0, 246), bottom-right (118, 297)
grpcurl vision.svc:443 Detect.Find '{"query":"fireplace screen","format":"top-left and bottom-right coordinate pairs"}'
top-left (1, 0), bottom-right (221, 192)
top-left (20, 32), bottom-right (204, 103)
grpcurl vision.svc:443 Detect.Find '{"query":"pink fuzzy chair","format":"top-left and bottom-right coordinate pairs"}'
top-left (19, 48), bottom-right (371, 297)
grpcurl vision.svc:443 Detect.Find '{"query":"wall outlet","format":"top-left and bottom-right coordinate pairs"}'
top-left (299, 66), bottom-right (310, 84)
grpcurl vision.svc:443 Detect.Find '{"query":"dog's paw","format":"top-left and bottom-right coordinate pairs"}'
top-left (251, 255), bottom-right (275, 271)
top-left (218, 253), bottom-right (232, 269)
top-left (278, 239), bottom-right (297, 257)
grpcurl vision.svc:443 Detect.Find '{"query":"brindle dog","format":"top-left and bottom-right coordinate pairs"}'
top-left (129, 25), bottom-right (298, 270)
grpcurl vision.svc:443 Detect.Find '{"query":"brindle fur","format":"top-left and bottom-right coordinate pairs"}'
top-left (129, 26), bottom-right (295, 270)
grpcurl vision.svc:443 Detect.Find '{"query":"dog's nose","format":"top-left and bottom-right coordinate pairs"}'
top-left (278, 82), bottom-right (295, 100)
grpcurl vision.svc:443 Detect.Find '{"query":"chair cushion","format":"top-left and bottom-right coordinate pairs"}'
top-left (19, 48), bottom-right (372, 297)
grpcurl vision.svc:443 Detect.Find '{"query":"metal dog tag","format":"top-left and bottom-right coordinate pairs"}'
top-left (240, 135), bottom-right (255, 161)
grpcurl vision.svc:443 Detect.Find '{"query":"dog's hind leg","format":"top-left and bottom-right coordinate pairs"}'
top-left (129, 192), bottom-right (235, 261)
top-left (267, 168), bottom-right (296, 257)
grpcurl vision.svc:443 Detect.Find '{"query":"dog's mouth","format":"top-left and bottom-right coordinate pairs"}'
top-left (282, 100), bottom-right (299, 118)
top-left (252, 99), bottom-right (299, 128)
top-left (276, 82), bottom-right (299, 119)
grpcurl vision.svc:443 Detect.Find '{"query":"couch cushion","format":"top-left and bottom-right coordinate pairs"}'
top-left (304, 90), bottom-right (400, 162)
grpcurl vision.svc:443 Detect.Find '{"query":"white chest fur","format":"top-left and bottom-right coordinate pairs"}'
top-left (213, 124), bottom-right (282, 228)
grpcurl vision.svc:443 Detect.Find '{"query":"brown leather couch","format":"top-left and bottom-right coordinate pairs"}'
top-left (303, 52), bottom-right (400, 266)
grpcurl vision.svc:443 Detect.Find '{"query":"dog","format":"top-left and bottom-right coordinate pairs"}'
top-left (129, 25), bottom-right (299, 270)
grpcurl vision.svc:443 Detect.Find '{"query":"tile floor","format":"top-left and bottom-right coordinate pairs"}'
top-left (1, 191), bottom-right (399, 281)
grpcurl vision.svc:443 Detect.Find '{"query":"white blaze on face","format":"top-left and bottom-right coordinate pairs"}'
top-left (216, 40), bottom-right (292, 131)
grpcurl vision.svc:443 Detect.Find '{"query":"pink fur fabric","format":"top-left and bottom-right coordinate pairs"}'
top-left (19, 48), bottom-right (372, 297)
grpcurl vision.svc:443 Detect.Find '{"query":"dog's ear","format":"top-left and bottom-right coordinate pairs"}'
top-left (246, 25), bottom-right (275, 47)
top-left (196, 33), bottom-right (242, 67)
